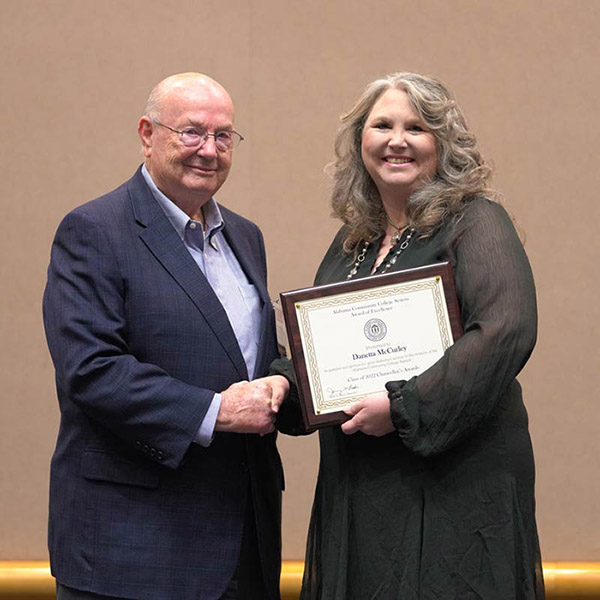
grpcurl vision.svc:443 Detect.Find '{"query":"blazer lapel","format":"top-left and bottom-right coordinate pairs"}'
top-left (222, 227), bottom-right (270, 307)
top-left (127, 170), bottom-right (248, 381)
top-left (222, 219), bottom-right (274, 379)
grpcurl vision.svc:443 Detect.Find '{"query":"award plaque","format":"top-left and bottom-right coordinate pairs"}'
top-left (279, 262), bottom-right (463, 429)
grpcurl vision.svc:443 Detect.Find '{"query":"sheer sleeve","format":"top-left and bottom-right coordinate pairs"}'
top-left (387, 199), bottom-right (537, 456)
top-left (270, 357), bottom-right (311, 436)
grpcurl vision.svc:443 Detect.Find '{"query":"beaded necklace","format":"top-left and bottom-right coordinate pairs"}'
top-left (346, 228), bottom-right (416, 280)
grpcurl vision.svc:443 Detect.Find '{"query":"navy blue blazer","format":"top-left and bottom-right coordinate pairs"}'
top-left (43, 167), bottom-right (282, 600)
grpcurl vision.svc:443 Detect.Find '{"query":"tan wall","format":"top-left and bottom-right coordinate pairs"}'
top-left (1, 0), bottom-right (598, 561)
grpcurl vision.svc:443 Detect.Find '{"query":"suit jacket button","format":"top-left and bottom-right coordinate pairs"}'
top-left (150, 448), bottom-right (156, 456)
top-left (143, 444), bottom-right (149, 453)
top-left (156, 451), bottom-right (164, 461)
top-left (135, 441), bottom-right (142, 448)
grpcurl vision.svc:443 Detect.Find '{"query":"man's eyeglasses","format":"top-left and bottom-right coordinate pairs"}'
top-left (150, 117), bottom-right (244, 151)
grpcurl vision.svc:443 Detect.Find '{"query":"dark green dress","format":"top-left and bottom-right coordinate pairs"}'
top-left (274, 198), bottom-right (545, 599)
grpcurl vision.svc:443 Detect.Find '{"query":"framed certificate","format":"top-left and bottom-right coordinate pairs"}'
top-left (279, 262), bottom-right (463, 429)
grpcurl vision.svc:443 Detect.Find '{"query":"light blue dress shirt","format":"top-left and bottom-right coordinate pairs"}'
top-left (142, 165), bottom-right (263, 446)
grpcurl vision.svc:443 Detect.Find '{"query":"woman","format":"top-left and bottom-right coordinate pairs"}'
top-left (271, 72), bottom-right (544, 599)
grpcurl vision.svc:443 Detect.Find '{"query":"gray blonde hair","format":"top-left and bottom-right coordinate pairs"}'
top-left (329, 72), bottom-right (493, 253)
top-left (144, 86), bottom-right (163, 119)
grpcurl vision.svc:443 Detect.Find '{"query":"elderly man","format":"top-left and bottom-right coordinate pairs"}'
top-left (43, 73), bottom-right (288, 600)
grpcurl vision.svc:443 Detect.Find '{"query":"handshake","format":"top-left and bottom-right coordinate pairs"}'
top-left (215, 375), bottom-right (290, 436)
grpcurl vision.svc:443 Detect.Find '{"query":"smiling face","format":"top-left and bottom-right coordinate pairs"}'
top-left (138, 75), bottom-right (234, 214)
top-left (361, 87), bottom-right (438, 205)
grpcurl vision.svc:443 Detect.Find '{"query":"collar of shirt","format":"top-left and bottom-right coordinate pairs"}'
top-left (141, 164), bottom-right (224, 249)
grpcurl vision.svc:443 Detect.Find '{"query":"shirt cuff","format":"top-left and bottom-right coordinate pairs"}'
top-left (194, 393), bottom-right (222, 447)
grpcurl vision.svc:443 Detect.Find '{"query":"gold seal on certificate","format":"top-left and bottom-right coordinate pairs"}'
top-left (280, 262), bottom-right (463, 429)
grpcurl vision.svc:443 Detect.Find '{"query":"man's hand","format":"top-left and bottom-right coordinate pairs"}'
top-left (215, 376), bottom-right (289, 435)
top-left (216, 380), bottom-right (274, 435)
top-left (340, 392), bottom-right (395, 437)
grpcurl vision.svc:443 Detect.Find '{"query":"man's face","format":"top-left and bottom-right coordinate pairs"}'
top-left (139, 81), bottom-right (235, 210)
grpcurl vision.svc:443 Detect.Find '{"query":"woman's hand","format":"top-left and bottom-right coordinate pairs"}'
top-left (341, 392), bottom-right (395, 437)
top-left (254, 375), bottom-right (290, 414)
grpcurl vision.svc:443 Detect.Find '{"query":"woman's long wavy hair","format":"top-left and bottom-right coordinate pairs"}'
top-left (329, 72), bottom-right (494, 254)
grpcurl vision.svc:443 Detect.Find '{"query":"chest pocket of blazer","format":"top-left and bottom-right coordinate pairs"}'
top-left (81, 449), bottom-right (161, 489)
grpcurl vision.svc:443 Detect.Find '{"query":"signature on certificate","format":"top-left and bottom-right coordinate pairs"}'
top-left (326, 383), bottom-right (359, 399)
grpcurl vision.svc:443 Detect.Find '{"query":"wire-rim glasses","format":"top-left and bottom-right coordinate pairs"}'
top-left (150, 117), bottom-right (244, 151)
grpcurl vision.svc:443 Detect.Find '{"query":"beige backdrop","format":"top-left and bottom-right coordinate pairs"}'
top-left (1, 0), bottom-right (599, 561)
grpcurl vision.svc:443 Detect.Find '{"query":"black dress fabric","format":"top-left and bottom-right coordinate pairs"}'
top-left (274, 198), bottom-right (545, 599)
